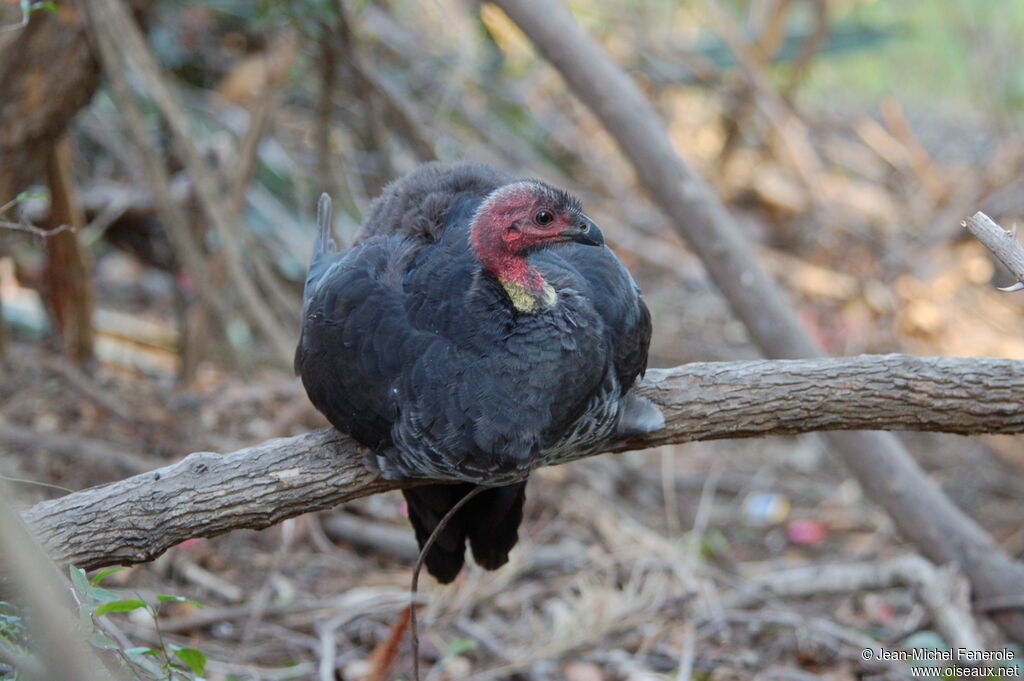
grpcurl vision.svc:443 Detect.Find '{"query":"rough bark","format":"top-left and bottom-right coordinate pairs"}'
top-left (19, 354), bottom-right (1024, 572)
top-left (490, 0), bottom-right (1024, 641)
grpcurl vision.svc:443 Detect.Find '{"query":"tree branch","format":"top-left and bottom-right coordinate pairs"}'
top-left (21, 354), bottom-right (1024, 572)
top-left (964, 211), bottom-right (1024, 292)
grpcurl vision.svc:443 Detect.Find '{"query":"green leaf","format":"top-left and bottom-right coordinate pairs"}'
top-left (93, 599), bottom-right (149, 616)
top-left (444, 636), bottom-right (477, 657)
top-left (170, 646), bottom-right (207, 676)
top-left (125, 646), bottom-right (160, 657)
top-left (69, 566), bottom-right (91, 593)
top-left (157, 595), bottom-right (203, 609)
top-left (89, 568), bottom-right (124, 586)
top-left (29, 1), bottom-right (58, 12)
top-left (14, 191), bottom-right (46, 202)
top-left (78, 604), bottom-right (96, 635)
top-left (69, 566), bottom-right (120, 603)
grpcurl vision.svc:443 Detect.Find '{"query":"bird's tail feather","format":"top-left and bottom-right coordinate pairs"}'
top-left (302, 193), bottom-right (338, 311)
top-left (314, 192), bottom-right (337, 263)
top-left (402, 482), bottom-right (527, 583)
top-left (466, 482), bottom-right (526, 570)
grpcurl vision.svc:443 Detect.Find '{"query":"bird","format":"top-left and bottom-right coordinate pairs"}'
top-left (295, 161), bottom-right (663, 583)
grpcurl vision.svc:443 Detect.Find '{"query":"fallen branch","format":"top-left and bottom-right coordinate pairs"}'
top-left (0, 421), bottom-right (160, 475)
top-left (21, 354), bottom-right (1024, 572)
top-left (322, 513), bottom-right (420, 563)
top-left (723, 555), bottom-right (982, 653)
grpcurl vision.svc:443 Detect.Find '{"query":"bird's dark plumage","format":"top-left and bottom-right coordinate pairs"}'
top-left (296, 162), bottom-right (660, 582)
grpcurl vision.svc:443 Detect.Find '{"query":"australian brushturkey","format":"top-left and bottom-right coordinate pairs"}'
top-left (295, 162), bottom-right (662, 582)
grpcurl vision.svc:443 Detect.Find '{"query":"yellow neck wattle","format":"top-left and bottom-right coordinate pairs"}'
top-left (499, 277), bottom-right (557, 313)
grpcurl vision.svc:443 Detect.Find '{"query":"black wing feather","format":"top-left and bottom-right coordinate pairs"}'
top-left (537, 244), bottom-right (651, 392)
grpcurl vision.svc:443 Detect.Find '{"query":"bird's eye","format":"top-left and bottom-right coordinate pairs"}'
top-left (535, 210), bottom-right (554, 226)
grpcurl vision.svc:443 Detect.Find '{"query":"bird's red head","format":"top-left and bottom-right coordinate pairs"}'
top-left (470, 181), bottom-right (604, 299)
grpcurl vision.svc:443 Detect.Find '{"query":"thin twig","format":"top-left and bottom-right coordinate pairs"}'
top-left (69, 587), bottom-right (157, 681)
top-left (0, 220), bottom-right (73, 238)
top-left (963, 211), bottom-right (1024, 291)
top-left (697, 0), bottom-right (825, 206)
top-left (674, 621), bottom-right (696, 681)
top-left (410, 485), bottom-right (487, 681)
top-left (784, 7), bottom-right (830, 94)
top-left (329, 0), bottom-right (436, 164)
top-left (237, 519), bottom-right (298, 653)
top-left (366, 606), bottom-right (412, 681)
top-left (81, 200), bottom-right (128, 247)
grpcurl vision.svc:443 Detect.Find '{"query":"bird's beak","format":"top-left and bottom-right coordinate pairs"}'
top-left (559, 215), bottom-right (604, 247)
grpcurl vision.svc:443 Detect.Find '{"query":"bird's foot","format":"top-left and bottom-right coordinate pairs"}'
top-left (362, 448), bottom-right (412, 481)
top-left (615, 392), bottom-right (665, 437)
top-left (361, 449), bottom-right (385, 476)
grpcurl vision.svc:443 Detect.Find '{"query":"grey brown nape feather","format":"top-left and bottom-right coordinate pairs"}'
top-left (358, 161), bottom-right (511, 243)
